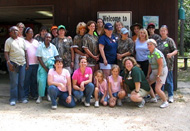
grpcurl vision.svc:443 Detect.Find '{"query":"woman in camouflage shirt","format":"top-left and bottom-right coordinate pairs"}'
top-left (82, 21), bottom-right (99, 72)
top-left (117, 27), bottom-right (134, 72)
top-left (156, 25), bottom-right (178, 103)
top-left (73, 22), bottom-right (88, 70)
top-left (52, 25), bottom-right (74, 74)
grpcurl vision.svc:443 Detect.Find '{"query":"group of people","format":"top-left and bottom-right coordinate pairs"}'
top-left (4, 20), bottom-right (177, 110)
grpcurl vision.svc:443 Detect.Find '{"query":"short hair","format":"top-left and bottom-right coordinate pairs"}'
top-left (86, 21), bottom-right (96, 33)
top-left (122, 57), bottom-right (140, 71)
top-left (138, 28), bottom-right (149, 40)
top-left (40, 26), bottom-right (48, 32)
top-left (76, 22), bottom-right (86, 34)
top-left (9, 26), bottom-right (19, 32)
top-left (113, 21), bottom-right (124, 33)
top-left (53, 57), bottom-right (64, 70)
top-left (44, 33), bottom-right (52, 38)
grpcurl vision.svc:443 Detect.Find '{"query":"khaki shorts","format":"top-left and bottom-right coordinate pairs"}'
top-left (149, 66), bottom-right (168, 84)
top-left (133, 88), bottom-right (150, 97)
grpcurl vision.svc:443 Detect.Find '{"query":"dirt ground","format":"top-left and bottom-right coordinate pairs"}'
top-left (0, 80), bottom-right (190, 131)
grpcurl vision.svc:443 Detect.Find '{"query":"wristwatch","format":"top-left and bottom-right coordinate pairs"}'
top-left (135, 90), bottom-right (139, 93)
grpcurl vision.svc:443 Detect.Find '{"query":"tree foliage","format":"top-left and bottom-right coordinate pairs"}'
top-left (178, 0), bottom-right (190, 51)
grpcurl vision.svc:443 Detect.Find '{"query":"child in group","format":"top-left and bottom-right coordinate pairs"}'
top-left (94, 70), bottom-right (108, 107)
top-left (108, 65), bottom-right (126, 107)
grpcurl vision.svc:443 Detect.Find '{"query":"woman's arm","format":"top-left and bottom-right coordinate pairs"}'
top-left (99, 44), bottom-right (107, 65)
top-left (73, 48), bottom-right (86, 56)
top-left (71, 48), bottom-right (74, 68)
top-left (167, 50), bottom-right (178, 58)
top-left (134, 82), bottom-right (141, 93)
top-left (66, 76), bottom-right (72, 104)
top-left (84, 48), bottom-right (98, 61)
top-left (81, 74), bottom-right (93, 85)
top-left (72, 79), bottom-right (81, 91)
top-left (37, 57), bottom-right (49, 72)
top-left (47, 73), bottom-right (66, 90)
top-left (108, 79), bottom-right (113, 98)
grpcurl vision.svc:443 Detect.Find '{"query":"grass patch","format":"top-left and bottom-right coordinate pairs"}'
top-left (177, 59), bottom-right (190, 82)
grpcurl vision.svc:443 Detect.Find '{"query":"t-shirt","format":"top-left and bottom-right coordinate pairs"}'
top-left (4, 37), bottom-right (26, 66)
top-left (99, 34), bottom-right (118, 64)
top-left (36, 42), bottom-right (59, 63)
top-left (122, 66), bottom-right (150, 92)
top-left (72, 67), bottom-right (92, 86)
top-left (82, 34), bottom-right (99, 64)
top-left (25, 39), bottom-right (39, 65)
top-left (148, 48), bottom-right (166, 70)
top-left (135, 39), bottom-right (149, 62)
top-left (156, 37), bottom-right (177, 71)
top-left (108, 75), bottom-right (122, 93)
top-left (48, 68), bottom-right (70, 92)
top-left (52, 37), bottom-right (73, 67)
top-left (94, 79), bottom-right (108, 95)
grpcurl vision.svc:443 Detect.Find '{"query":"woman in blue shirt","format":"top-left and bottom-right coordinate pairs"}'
top-left (99, 23), bottom-right (118, 79)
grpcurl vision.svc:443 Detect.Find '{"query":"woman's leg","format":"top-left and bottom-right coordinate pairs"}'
top-left (58, 92), bottom-right (76, 108)
top-left (102, 69), bottom-right (111, 80)
top-left (84, 83), bottom-right (94, 103)
top-left (48, 85), bottom-right (60, 106)
top-left (72, 89), bottom-right (84, 101)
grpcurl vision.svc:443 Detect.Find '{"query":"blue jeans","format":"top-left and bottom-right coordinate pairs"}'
top-left (73, 83), bottom-right (94, 103)
top-left (8, 62), bottom-right (26, 102)
top-left (48, 85), bottom-right (76, 108)
top-left (24, 64), bottom-right (38, 98)
top-left (112, 92), bottom-right (119, 98)
top-left (162, 70), bottom-right (173, 97)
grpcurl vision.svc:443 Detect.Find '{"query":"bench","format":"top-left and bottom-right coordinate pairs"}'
top-left (178, 56), bottom-right (190, 70)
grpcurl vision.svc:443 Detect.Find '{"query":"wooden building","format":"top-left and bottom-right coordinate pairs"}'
top-left (0, 0), bottom-right (178, 89)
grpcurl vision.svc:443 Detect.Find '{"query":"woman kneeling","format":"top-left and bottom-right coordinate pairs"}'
top-left (48, 57), bottom-right (76, 109)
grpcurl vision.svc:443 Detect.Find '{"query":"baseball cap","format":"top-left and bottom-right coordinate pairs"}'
top-left (51, 26), bottom-right (58, 31)
top-left (104, 23), bottom-right (113, 30)
top-left (58, 25), bottom-right (66, 30)
top-left (121, 28), bottom-right (129, 34)
top-left (147, 23), bottom-right (155, 29)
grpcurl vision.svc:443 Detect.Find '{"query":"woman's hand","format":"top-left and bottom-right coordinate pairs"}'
top-left (156, 76), bottom-right (162, 83)
top-left (94, 56), bottom-right (99, 61)
top-left (167, 53), bottom-right (172, 58)
top-left (71, 61), bottom-right (74, 68)
top-left (80, 82), bottom-right (85, 91)
top-left (66, 95), bottom-right (72, 104)
top-left (7, 62), bottom-right (14, 72)
top-left (100, 97), bottom-right (104, 103)
top-left (58, 83), bottom-right (66, 90)
top-left (117, 54), bottom-right (122, 60)
top-left (103, 59), bottom-right (108, 66)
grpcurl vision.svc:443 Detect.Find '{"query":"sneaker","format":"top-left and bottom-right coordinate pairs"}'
top-left (94, 101), bottom-right (99, 108)
top-left (168, 96), bottom-right (174, 103)
top-left (147, 97), bottom-right (157, 103)
top-left (160, 101), bottom-right (169, 108)
top-left (22, 99), bottom-right (28, 104)
top-left (125, 97), bottom-right (131, 102)
top-left (10, 101), bottom-right (16, 106)
top-left (138, 99), bottom-right (145, 108)
top-left (47, 94), bottom-right (51, 101)
top-left (36, 96), bottom-right (42, 104)
top-left (51, 105), bottom-right (57, 110)
top-left (117, 99), bottom-right (122, 106)
top-left (84, 101), bottom-right (90, 107)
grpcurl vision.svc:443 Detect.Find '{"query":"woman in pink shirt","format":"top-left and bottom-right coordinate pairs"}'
top-left (24, 27), bottom-right (39, 100)
top-left (48, 57), bottom-right (75, 109)
top-left (72, 56), bottom-right (94, 107)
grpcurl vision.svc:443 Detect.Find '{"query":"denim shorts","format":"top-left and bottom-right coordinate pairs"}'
top-left (98, 92), bottom-right (108, 102)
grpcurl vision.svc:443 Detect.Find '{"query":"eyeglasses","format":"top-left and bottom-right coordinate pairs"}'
top-left (79, 26), bottom-right (86, 30)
